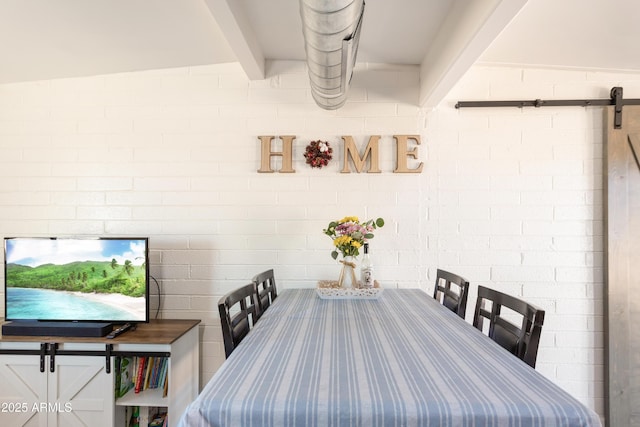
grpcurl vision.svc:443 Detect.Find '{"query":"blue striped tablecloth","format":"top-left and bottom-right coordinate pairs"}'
top-left (178, 289), bottom-right (601, 427)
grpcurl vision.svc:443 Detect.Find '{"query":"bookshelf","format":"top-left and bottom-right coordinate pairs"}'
top-left (0, 319), bottom-right (200, 427)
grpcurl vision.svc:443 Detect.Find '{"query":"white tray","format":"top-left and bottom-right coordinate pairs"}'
top-left (316, 280), bottom-right (383, 299)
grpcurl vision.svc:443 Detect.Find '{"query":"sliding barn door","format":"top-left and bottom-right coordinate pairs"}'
top-left (606, 105), bottom-right (640, 427)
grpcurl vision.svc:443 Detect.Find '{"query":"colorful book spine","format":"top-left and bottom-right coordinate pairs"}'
top-left (130, 406), bottom-right (140, 427)
top-left (150, 357), bottom-right (161, 388)
top-left (134, 356), bottom-right (147, 393)
top-left (157, 358), bottom-right (168, 391)
top-left (144, 356), bottom-right (154, 390)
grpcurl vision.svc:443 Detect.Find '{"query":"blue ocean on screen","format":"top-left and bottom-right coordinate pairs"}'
top-left (7, 288), bottom-right (135, 321)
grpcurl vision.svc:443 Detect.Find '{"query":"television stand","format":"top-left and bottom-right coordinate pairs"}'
top-left (0, 319), bottom-right (200, 427)
top-left (1, 320), bottom-right (113, 337)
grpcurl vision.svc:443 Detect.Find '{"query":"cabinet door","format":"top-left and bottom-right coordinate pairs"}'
top-left (0, 354), bottom-right (47, 427)
top-left (0, 354), bottom-right (114, 427)
top-left (47, 356), bottom-right (114, 427)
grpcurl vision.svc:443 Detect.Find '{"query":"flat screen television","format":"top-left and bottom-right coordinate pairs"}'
top-left (4, 237), bottom-right (149, 324)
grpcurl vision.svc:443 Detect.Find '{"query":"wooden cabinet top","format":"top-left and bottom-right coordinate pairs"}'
top-left (0, 319), bottom-right (200, 345)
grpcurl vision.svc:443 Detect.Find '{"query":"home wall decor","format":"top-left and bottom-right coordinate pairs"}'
top-left (257, 135), bottom-right (423, 174)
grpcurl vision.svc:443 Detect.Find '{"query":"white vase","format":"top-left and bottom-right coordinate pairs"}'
top-left (338, 256), bottom-right (358, 288)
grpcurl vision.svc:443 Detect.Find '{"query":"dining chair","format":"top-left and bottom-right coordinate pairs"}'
top-left (218, 282), bottom-right (259, 358)
top-left (472, 285), bottom-right (545, 368)
top-left (432, 269), bottom-right (470, 318)
top-left (252, 269), bottom-right (278, 320)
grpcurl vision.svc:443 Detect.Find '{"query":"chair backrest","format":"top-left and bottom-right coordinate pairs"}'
top-left (433, 269), bottom-right (470, 318)
top-left (472, 285), bottom-right (545, 368)
top-left (218, 283), bottom-right (259, 358)
top-left (252, 269), bottom-right (277, 320)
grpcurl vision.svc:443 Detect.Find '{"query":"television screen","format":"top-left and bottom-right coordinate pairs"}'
top-left (4, 237), bottom-right (149, 323)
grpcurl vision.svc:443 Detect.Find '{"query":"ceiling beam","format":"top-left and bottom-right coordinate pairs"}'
top-left (418, 0), bottom-right (528, 109)
top-left (204, 0), bottom-right (265, 80)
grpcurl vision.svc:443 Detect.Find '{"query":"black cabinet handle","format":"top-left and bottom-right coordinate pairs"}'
top-left (39, 343), bottom-right (47, 373)
top-left (49, 343), bottom-right (58, 373)
top-left (105, 344), bottom-right (112, 373)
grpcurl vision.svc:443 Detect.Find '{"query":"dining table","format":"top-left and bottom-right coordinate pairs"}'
top-left (178, 288), bottom-right (601, 426)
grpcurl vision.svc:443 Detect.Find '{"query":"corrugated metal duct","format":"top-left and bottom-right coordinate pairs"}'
top-left (299, 0), bottom-right (365, 110)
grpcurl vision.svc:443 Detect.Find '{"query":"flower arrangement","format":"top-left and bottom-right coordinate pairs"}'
top-left (303, 140), bottom-right (333, 168)
top-left (323, 216), bottom-right (385, 260)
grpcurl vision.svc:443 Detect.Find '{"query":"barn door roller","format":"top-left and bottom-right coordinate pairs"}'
top-left (456, 87), bottom-right (640, 129)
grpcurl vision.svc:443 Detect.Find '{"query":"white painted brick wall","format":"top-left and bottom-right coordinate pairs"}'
top-left (440, 65), bottom-right (625, 417)
top-left (0, 62), bottom-right (633, 418)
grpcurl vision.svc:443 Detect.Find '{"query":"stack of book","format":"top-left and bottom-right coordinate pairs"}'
top-left (115, 356), bottom-right (169, 398)
top-left (134, 356), bottom-right (169, 395)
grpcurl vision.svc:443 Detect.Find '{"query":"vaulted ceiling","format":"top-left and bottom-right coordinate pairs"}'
top-left (1, 0), bottom-right (638, 108)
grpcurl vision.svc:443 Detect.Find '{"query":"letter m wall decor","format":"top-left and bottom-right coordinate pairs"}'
top-left (606, 105), bottom-right (640, 427)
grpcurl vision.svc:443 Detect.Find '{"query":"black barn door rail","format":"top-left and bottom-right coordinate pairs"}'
top-left (0, 343), bottom-right (170, 373)
top-left (455, 87), bottom-right (640, 129)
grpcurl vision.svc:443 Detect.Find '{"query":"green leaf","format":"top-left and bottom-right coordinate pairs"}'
top-left (376, 218), bottom-right (385, 227)
top-left (331, 251), bottom-right (339, 260)
top-left (364, 233), bottom-right (374, 239)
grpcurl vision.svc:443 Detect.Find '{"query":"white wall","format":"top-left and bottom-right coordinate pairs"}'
top-left (1, 60), bottom-right (634, 417)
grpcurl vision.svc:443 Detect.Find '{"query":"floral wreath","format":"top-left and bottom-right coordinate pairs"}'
top-left (303, 140), bottom-right (333, 169)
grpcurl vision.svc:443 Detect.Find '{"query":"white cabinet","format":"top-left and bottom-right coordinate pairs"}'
top-left (0, 320), bottom-right (200, 427)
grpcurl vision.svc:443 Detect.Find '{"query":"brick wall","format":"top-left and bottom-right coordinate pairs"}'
top-left (1, 61), bottom-right (635, 417)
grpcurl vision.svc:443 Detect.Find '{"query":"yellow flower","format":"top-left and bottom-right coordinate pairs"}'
top-left (351, 241), bottom-right (362, 248)
top-left (334, 235), bottom-right (352, 247)
top-left (339, 216), bottom-right (359, 223)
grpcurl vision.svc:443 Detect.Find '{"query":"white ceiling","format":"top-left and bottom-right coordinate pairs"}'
top-left (1, 0), bottom-right (639, 108)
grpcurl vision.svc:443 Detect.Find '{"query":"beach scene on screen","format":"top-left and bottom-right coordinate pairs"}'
top-left (5, 239), bottom-right (147, 321)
